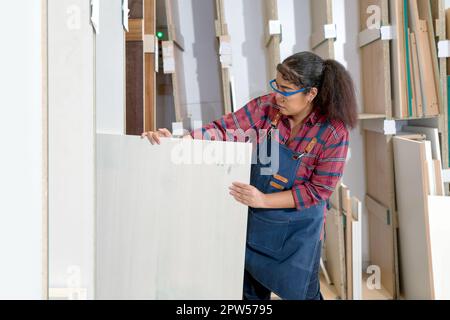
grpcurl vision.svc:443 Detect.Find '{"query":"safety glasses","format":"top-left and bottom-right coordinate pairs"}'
top-left (269, 79), bottom-right (307, 97)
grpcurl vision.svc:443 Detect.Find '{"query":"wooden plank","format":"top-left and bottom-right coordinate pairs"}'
top-left (126, 0), bottom-right (144, 135)
top-left (359, 0), bottom-right (391, 116)
top-left (427, 196), bottom-right (450, 299)
top-left (410, 32), bottom-right (424, 116)
top-left (437, 2), bottom-right (448, 169)
top-left (408, 29), bottom-right (418, 117)
top-left (409, 0), bottom-right (439, 116)
top-left (351, 197), bottom-right (362, 300)
top-left (129, 0), bottom-right (144, 18)
top-left (340, 185), bottom-right (353, 300)
top-left (324, 208), bottom-right (347, 300)
top-left (364, 131), bottom-right (397, 298)
top-left (96, 135), bottom-right (252, 299)
top-left (264, 0), bottom-right (281, 81)
top-left (393, 136), bottom-right (434, 299)
top-left (144, 0), bottom-right (156, 132)
top-left (126, 19), bottom-right (144, 41)
top-left (48, 0), bottom-right (95, 298)
top-left (434, 160), bottom-right (445, 196)
top-left (389, 0), bottom-right (408, 118)
top-left (215, 0), bottom-right (232, 115)
top-left (126, 41), bottom-right (144, 135)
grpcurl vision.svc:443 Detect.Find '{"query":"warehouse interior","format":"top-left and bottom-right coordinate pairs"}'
top-left (1, 0), bottom-right (450, 300)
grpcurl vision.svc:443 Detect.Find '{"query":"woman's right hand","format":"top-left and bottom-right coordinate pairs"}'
top-left (141, 128), bottom-right (172, 145)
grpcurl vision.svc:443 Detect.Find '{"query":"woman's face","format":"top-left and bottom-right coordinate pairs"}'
top-left (274, 72), bottom-right (318, 118)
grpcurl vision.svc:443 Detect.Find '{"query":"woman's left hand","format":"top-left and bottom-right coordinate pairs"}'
top-left (229, 182), bottom-right (267, 208)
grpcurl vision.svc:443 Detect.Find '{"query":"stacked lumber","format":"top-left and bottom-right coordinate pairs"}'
top-left (393, 132), bottom-right (450, 299)
top-left (392, 0), bottom-right (441, 118)
top-left (322, 184), bottom-right (362, 300)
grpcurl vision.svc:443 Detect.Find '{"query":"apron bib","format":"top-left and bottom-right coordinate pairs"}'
top-left (244, 115), bottom-right (328, 300)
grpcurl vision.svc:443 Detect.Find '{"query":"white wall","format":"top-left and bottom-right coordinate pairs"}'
top-left (178, 0), bottom-right (224, 124)
top-left (96, 0), bottom-right (125, 134)
top-left (224, 0), bottom-right (268, 109)
top-left (0, 0), bottom-right (45, 299)
top-left (278, 0), bottom-right (311, 61)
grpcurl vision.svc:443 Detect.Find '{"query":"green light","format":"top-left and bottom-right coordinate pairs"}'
top-left (156, 31), bottom-right (164, 39)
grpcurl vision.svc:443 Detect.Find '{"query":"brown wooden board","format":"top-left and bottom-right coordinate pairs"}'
top-left (359, 0), bottom-right (392, 117)
top-left (126, 41), bottom-right (144, 135)
top-left (390, 0), bottom-right (408, 118)
top-left (129, 0), bottom-right (144, 19)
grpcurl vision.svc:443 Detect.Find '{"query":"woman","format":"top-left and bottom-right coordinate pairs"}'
top-left (142, 52), bottom-right (357, 300)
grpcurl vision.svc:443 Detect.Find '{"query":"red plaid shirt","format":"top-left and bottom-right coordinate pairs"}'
top-left (190, 93), bottom-right (349, 211)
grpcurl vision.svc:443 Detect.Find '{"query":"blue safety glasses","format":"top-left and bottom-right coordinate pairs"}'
top-left (269, 79), bottom-right (307, 97)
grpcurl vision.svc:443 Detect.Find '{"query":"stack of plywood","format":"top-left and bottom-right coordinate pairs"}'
top-left (393, 135), bottom-right (450, 299)
top-left (323, 184), bottom-right (362, 300)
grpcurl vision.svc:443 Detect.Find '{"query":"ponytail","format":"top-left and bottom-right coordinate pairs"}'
top-left (315, 59), bottom-right (358, 129)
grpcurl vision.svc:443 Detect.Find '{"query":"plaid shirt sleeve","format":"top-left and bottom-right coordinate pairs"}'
top-left (291, 127), bottom-right (349, 210)
top-left (190, 96), bottom-right (270, 141)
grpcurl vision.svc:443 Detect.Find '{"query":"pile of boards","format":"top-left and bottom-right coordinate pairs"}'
top-left (390, 0), bottom-right (441, 118)
top-left (322, 184), bottom-right (362, 300)
top-left (394, 125), bottom-right (450, 299)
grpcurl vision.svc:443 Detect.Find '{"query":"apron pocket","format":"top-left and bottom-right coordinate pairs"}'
top-left (247, 212), bottom-right (289, 253)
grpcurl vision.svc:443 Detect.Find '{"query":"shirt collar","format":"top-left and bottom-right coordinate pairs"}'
top-left (280, 109), bottom-right (321, 127)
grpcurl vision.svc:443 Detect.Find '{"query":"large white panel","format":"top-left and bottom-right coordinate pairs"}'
top-left (0, 0), bottom-right (45, 299)
top-left (96, 0), bottom-right (125, 134)
top-left (48, 0), bottom-right (95, 299)
top-left (96, 135), bottom-right (251, 299)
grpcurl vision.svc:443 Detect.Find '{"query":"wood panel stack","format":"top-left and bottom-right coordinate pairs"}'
top-left (393, 135), bottom-right (450, 299)
top-left (359, 0), bottom-right (448, 299)
top-left (323, 184), bottom-right (362, 300)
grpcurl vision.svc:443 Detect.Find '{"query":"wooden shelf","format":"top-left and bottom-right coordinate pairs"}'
top-left (358, 113), bottom-right (386, 120)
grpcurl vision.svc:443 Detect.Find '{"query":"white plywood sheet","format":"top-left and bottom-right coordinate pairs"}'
top-left (0, 0), bottom-right (45, 299)
top-left (96, 135), bottom-right (252, 299)
top-left (48, 0), bottom-right (95, 299)
top-left (393, 137), bottom-right (434, 299)
top-left (96, 0), bottom-right (125, 134)
top-left (428, 196), bottom-right (450, 300)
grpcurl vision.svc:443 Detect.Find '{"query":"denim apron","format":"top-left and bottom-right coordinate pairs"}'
top-left (244, 112), bottom-right (328, 300)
